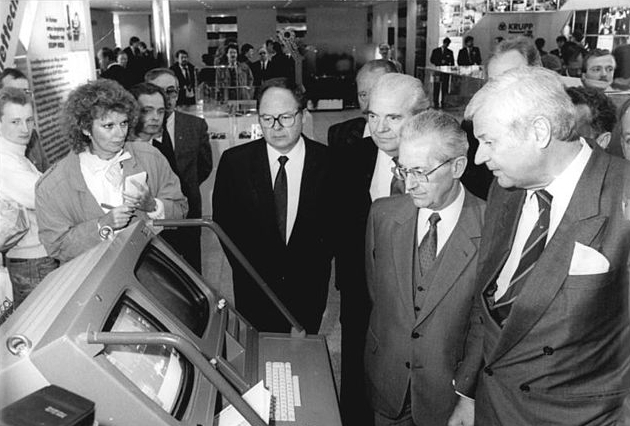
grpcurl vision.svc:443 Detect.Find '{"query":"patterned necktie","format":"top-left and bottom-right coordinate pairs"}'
top-left (274, 156), bottom-right (289, 244)
top-left (390, 157), bottom-right (405, 195)
top-left (418, 213), bottom-right (441, 276)
top-left (490, 190), bottom-right (552, 327)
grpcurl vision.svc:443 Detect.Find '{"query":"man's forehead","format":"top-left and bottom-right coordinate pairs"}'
top-left (369, 89), bottom-right (413, 114)
top-left (259, 87), bottom-right (299, 111)
top-left (587, 55), bottom-right (615, 68)
top-left (1, 102), bottom-right (32, 117)
top-left (149, 74), bottom-right (177, 87)
top-left (138, 93), bottom-right (164, 107)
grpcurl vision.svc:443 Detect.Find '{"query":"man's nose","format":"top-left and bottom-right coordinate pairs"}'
top-left (475, 143), bottom-right (489, 165)
top-left (376, 117), bottom-right (389, 133)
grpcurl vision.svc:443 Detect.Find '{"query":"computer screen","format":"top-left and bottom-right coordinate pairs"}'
top-left (0, 222), bottom-right (258, 425)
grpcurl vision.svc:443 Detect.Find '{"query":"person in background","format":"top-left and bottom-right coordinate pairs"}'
top-left (618, 98), bottom-right (630, 160)
top-left (170, 49), bottom-right (197, 106)
top-left (365, 110), bottom-right (485, 426)
top-left (213, 78), bottom-right (333, 335)
top-left (251, 46), bottom-right (271, 89)
top-left (0, 87), bottom-right (58, 308)
top-left (267, 41), bottom-right (295, 84)
top-left (327, 58), bottom-right (398, 426)
top-left (430, 37), bottom-right (455, 109)
top-left (581, 48), bottom-right (616, 91)
top-left (98, 47), bottom-right (132, 89)
top-left (378, 43), bottom-right (403, 72)
top-left (145, 68), bottom-right (213, 273)
top-left (216, 43), bottom-right (254, 101)
top-left (566, 85), bottom-right (617, 150)
top-left (35, 79), bottom-right (187, 263)
top-left (239, 43), bottom-right (255, 69)
top-left (549, 35), bottom-right (566, 59)
top-left (613, 38), bottom-right (630, 90)
top-left (562, 41), bottom-right (586, 78)
top-left (123, 36), bottom-right (143, 85)
top-left (128, 83), bottom-right (168, 145)
top-left (457, 36), bottom-right (482, 66)
top-left (0, 68), bottom-right (49, 173)
top-left (449, 66), bottom-right (630, 426)
top-left (116, 51), bottom-right (129, 69)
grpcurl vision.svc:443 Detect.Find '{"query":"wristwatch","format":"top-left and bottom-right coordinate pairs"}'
top-left (98, 224), bottom-right (114, 240)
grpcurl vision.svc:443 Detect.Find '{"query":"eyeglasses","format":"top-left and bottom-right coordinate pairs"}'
top-left (259, 110), bottom-right (302, 128)
top-left (392, 158), bottom-right (455, 183)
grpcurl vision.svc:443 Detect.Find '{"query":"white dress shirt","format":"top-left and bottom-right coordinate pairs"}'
top-left (416, 183), bottom-right (465, 254)
top-left (79, 149), bottom-right (165, 220)
top-left (267, 137), bottom-right (305, 243)
top-left (494, 140), bottom-right (592, 299)
top-left (370, 149), bottom-right (398, 201)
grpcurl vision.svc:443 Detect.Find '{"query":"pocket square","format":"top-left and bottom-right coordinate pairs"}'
top-left (568, 242), bottom-right (610, 275)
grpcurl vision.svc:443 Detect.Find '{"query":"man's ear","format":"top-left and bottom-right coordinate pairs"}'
top-left (595, 132), bottom-right (612, 150)
top-left (452, 155), bottom-right (468, 179)
top-left (532, 116), bottom-right (552, 149)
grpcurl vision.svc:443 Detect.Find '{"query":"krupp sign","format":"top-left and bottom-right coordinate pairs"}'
top-left (0, 0), bottom-right (24, 71)
top-left (498, 22), bottom-right (535, 35)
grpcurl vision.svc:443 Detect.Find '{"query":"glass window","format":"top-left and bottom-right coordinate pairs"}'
top-left (587, 9), bottom-right (601, 35)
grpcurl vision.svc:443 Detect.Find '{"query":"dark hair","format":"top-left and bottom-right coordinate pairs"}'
top-left (62, 79), bottom-right (138, 154)
top-left (0, 87), bottom-right (32, 118)
top-left (240, 43), bottom-right (254, 54)
top-left (144, 67), bottom-right (176, 83)
top-left (257, 78), bottom-right (305, 110)
top-left (443, 37), bottom-right (451, 45)
top-left (225, 43), bottom-right (239, 55)
top-left (272, 42), bottom-right (283, 55)
top-left (266, 39), bottom-right (274, 46)
top-left (464, 35), bottom-right (474, 44)
top-left (175, 49), bottom-right (188, 58)
top-left (556, 35), bottom-right (567, 43)
top-left (99, 47), bottom-right (116, 62)
top-left (566, 85), bottom-right (617, 135)
top-left (535, 38), bottom-right (545, 50)
top-left (139, 41), bottom-right (147, 49)
top-left (582, 48), bottom-right (613, 73)
top-left (129, 82), bottom-right (168, 108)
top-left (0, 68), bottom-right (27, 88)
top-left (129, 36), bottom-right (140, 45)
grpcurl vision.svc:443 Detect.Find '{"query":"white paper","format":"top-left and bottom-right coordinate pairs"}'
top-left (216, 380), bottom-right (271, 426)
top-left (124, 171), bottom-right (147, 197)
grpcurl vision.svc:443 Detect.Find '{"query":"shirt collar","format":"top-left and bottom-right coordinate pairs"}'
top-left (0, 135), bottom-right (27, 157)
top-left (266, 136), bottom-right (305, 166)
top-left (363, 122), bottom-right (371, 138)
top-left (527, 138), bottom-right (592, 203)
top-left (418, 182), bottom-right (465, 228)
top-left (78, 149), bottom-right (131, 173)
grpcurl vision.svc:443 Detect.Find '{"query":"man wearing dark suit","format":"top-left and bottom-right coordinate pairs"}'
top-left (366, 110), bottom-right (485, 426)
top-left (430, 37), bottom-right (455, 108)
top-left (98, 47), bottom-right (132, 89)
top-left (123, 36), bottom-right (144, 86)
top-left (251, 47), bottom-right (272, 88)
top-left (449, 67), bottom-right (630, 426)
top-left (457, 36), bottom-right (482, 66)
top-left (329, 68), bottom-right (427, 426)
top-left (266, 42), bottom-right (295, 84)
top-left (170, 50), bottom-right (197, 106)
top-left (213, 78), bottom-right (332, 334)
top-left (145, 68), bottom-right (213, 273)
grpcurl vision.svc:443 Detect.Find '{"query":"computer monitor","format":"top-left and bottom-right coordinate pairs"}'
top-left (0, 222), bottom-right (268, 425)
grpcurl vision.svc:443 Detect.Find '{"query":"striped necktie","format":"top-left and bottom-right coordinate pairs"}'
top-left (490, 190), bottom-right (552, 327)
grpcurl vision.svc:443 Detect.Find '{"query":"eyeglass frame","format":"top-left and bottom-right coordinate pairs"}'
top-left (258, 110), bottom-right (302, 129)
top-left (392, 157), bottom-right (458, 183)
top-left (164, 86), bottom-right (179, 96)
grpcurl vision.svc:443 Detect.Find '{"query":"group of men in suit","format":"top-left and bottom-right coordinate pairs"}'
top-left (328, 57), bottom-right (630, 426)
top-left (170, 50), bottom-right (197, 106)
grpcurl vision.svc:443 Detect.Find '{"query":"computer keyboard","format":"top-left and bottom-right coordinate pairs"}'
top-left (265, 361), bottom-right (302, 421)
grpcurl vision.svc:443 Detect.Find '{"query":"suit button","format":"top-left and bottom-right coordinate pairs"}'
top-left (411, 332), bottom-right (420, 339)
top-left (417, 286), bottom-right (425, 292)
top-left (414, 306), bottom-right (420, 312)
top-left (520, 384), bottom-right (530, 392)
top-left (405, 362), bottom-right (410, 369)
top-left (484, 367), bottom-right (493, 376)
top-left (543, 346), bottom-right (554, 355)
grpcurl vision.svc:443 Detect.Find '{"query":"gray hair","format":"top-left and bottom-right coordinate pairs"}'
top-left (400, 110), bottom-right (468, 161)
top-left (490, 36), bottom-right (542, 67)
top-left (465, 66), bottom-right (577, 142)
top-left (356, 59), bottom-right (398, 82)
top-left (370, 73), bottom-right (430, 115)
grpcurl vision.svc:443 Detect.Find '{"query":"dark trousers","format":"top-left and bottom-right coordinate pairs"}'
top-left (433, 73), bottom-right (450, 107)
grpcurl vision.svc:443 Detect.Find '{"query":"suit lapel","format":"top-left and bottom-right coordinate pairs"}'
top-left (414, 191), bottom-right (480, 326)
top-left (361, 137), bottom-right (378, 186)
top-left (392, 196), bottom-right (419, 319)
top-left (290, 137), bottom-right (319, 246)
top-left (488, 149), bottom-right (610, 363)
top-left (249, 139), bottom-right (278, 240)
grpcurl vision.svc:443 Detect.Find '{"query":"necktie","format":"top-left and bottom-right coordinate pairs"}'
top-left (183, 65), bottom-right (190, 84)
top-left (390, 157), bottom-right (405, 195)
top-left (274, 156), bottom-right (289, 244)
top-left (153, 128), bottom-right (179, 175)
top-left (417, 213), bottom-right (441, 276)
top-left (490, 190), bottom-right (552, 327)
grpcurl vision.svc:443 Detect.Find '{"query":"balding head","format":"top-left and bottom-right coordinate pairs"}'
top-left (367, 73), bottom-right (430, 156)
top-left (487, 36), bottom-right (542, 79)
top-left (355, 59), bottom-right (398, 113)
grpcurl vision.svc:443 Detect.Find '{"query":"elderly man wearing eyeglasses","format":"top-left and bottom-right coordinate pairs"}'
top-left (212, 77), bottom-right (333, 335)
top-left (364, 109), bottom-right (485, 426)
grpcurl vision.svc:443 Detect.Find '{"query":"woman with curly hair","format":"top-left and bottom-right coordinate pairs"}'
top-left (35, 79), bottom-right (187, 262)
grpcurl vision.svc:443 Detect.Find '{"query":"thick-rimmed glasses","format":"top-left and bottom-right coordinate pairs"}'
top-left (259, 110), bottom-right (302, 128)
top-left (165, 86), bottom-right (179, 97)
top-left (392, 158), bottom-right (455, 183)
